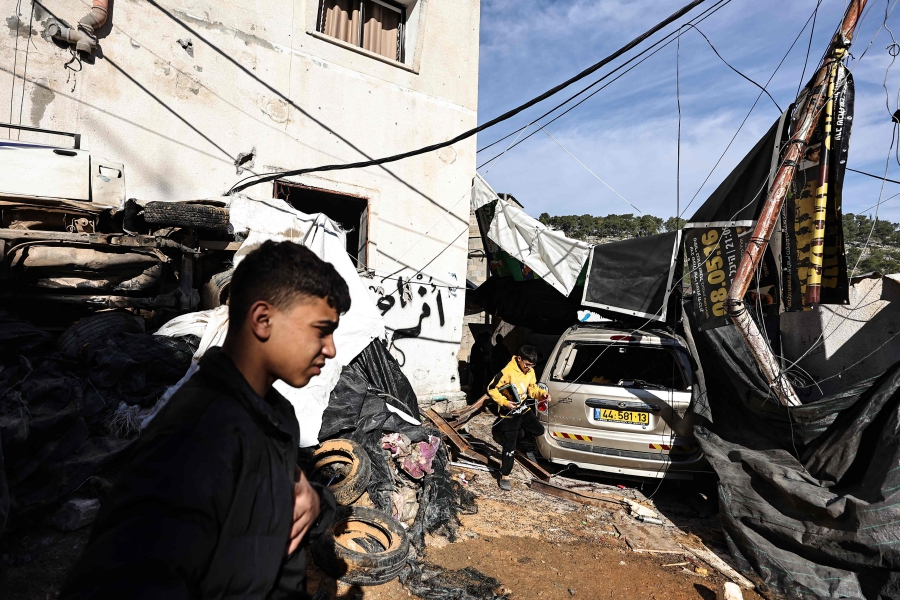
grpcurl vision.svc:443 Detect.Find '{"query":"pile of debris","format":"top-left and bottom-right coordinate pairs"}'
top-left (0, 310), bottom-right (197, 536)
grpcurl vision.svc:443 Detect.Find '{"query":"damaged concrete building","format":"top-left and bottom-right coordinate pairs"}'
top-left (0, 0), bottom-right (480, 404)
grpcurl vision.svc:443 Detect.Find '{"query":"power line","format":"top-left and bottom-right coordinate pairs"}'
top-left (476, 0), bottom-right (736, 170)
top-left (476, 0), bottom-right (732, 157)
top-left (847, 166), bottom-right (900, 185)
top-left (539, 126), bottom-right (643, 214)
top-left (227, 0), bottom-right (709, 194)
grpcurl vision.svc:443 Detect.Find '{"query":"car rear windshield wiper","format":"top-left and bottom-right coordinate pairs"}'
top-left (627, 379), bottom-right (668, 391)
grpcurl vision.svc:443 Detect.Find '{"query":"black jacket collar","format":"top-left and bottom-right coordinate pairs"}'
top-left (198, 348), bottom-right (297, 443)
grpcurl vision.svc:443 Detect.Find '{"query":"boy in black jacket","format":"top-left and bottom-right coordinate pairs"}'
top-left (62, 240), bottom-right (350, 599)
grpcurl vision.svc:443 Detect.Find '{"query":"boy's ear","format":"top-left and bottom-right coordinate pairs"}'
top-left (247, 300), bottom-right (274, 341)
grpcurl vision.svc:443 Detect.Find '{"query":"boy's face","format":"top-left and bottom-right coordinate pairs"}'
top-left (265, 296), bottom-right (340, 388)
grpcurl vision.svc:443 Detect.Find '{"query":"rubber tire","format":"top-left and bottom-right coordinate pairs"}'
top-left (143, 202), bottom-right (229, 231)
top-left (200, 268), bottom-right (233, 310)
top-left (312, 506), bottom-right (410, 586)
top-left (57, 311), bottom-right (144, 356)
top-left (312, 439), bottom-right (371, 506)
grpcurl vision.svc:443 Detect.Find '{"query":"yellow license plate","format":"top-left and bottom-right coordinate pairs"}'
top-left (595, 408), bottom-right (650, 425)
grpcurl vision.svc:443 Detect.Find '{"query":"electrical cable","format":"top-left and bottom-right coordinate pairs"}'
top-left (539, 126), bottom-right (643, 214)
top-left (226, 0), bottom-right (710, 194)
top-left (678, 0), bottom-right (825, 218)
top-left (797, 0), bottom-right (820, 98)
top-left (476, 0), bottom-right (737, 171)
top-left (847, 166), bottom-right (900, 184)
top-left (16, 0), bottom-right (35, 139)
top-left (475, 0), bottom-right (732, 157)
top-left (8, 0), bottom-right (23, 138)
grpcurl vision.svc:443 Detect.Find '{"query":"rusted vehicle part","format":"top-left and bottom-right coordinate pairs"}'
top-left (0, 229), bottom-right (197, 255)
top-left (312, 506), bottom-right (411, 585)
top-left (424, 408), bottom-right (489, 465)
top-left (201, 268), bottom-right (233, 310)
top-left (8, 244), bottom-right (164, 292)
top-left (2, 208), bottom-right (98, 233)
top-left (57, 311), bottom-right (144, 356)
top-left (725, 0), bottom-right (867, 407)
top-left (7, 292), bottom-right (183, 310)
top-left (513, 450), bottom-right (552, 481)
top-left (312, 439), bottom-right (372, 506)
top-left (142, 202), bottom-right (230, 231)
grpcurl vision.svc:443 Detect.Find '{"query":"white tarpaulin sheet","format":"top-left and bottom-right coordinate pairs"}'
top-left (153, 195), bottom-right (385, 447)
top-left (471, 175), bottom-right (592, 296)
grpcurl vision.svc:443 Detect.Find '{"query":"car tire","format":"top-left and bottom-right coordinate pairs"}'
top-left (142, 202), bottom-right (229, 231)
top-left (200, 268), bottom-right (233, 310)
top-left (312, 506), bottom-right (410, 585)
top-left (311, 438), bottom-right (371, 506)
top-left (57, 311), bottom-right (144, 356)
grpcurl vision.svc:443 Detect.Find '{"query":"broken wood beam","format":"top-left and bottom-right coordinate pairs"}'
top-left (528, 479), bottom-right (626, 508)
top-left (514, 450), bottom-right (552, 481)
top-left (444, 394), bottom-right (488, 427)
top-left (424, 408), bottom-right (490, 465)
top-left (683, 545), bottom-right (755, 590)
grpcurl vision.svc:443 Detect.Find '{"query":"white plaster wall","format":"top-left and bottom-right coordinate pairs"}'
top-left (0, 0), bottom-right (480, 401)
top-left (781, 274), bottom-right (900, 400)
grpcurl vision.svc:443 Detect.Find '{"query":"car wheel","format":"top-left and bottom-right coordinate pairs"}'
top-left (312, 506), bottom-right (410, 585)
top-left (57, 311), bottom-right (144, 356)
top-left (142, 202), bottom-right (229, 231)
top-left (311, 438), bottom-right (371, 506)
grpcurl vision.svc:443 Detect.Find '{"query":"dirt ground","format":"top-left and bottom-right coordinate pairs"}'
top-left (1, 413), bottom-right (761, 600)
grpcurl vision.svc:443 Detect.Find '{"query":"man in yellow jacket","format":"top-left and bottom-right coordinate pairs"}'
top-left (487, 345), bottom-right (550, 490)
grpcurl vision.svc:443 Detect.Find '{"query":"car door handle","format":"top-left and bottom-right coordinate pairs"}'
top-left (585, 399), bottom-right (661, 412)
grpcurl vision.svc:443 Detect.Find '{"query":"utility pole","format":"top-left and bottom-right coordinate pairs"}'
top-left (724, 0), bottom-right (868, 407)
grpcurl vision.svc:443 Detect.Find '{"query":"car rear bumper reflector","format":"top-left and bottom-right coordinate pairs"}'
top-left (551, 431), bottom-right (593, 442)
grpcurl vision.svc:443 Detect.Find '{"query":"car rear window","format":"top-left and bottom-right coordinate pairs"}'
top-left (553, 343), bottom-right (688, 391)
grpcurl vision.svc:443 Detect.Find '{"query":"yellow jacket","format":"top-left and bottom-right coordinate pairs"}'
top-left (488, 357), bottom-right (548, 408)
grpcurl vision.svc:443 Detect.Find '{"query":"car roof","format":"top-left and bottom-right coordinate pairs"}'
top-left (560, 323), bottom-right (685, 346)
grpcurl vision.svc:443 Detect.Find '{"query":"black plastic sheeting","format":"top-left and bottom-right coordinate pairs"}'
top-left (0, 312), bottom-right (197, 536)
top-left (317, 338), bottom-right (482, 598)
top-left (686, 307), bottom-right (900, 599)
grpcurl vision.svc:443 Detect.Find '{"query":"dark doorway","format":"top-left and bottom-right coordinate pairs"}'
top-left (275, 181), bottom-right (369, 267)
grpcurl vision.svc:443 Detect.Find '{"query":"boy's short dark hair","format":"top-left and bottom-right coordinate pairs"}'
top-left (229, 240), bottom-right (351, 326)
top-left (519, 345), bottom-right (538, 363)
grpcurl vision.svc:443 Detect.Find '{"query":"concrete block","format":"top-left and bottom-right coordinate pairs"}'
top-left (719, 582), bottom-right (743, 600)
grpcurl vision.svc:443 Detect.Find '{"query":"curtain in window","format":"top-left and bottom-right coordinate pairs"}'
top-left (362, 1), bottom-right (400, 60)
top-left (323, 0), bottom-right (360, 46)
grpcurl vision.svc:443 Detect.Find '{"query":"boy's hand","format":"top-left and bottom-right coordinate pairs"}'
top-left (286, 466), bottom-right (321, 556)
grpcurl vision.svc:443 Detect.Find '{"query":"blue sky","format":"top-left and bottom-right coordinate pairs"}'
top-left (475, 0), bottom-right (900, 223)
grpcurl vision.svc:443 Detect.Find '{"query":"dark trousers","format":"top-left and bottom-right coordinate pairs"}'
top-left (492, 410), bottom-right (545, 477)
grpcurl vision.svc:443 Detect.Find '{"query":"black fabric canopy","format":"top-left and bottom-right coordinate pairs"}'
top-left (581, 231), bottom-right (681, 321)
top-left (685, 305), bottom-right (900, 599)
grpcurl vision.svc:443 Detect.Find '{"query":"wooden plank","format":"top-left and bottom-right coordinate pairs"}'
top-left (614, 521), bottom-right (683, 554)
top-left (683, 545), bottom-right (755, 590)
top-left (445, 394), bottom-right (488, 427)
top-left (528, 479), bottom-right (625, 508)
top-left (424, 408), bottom-right (489, 465)
top-left (514, 450), bottom-right (552, 481)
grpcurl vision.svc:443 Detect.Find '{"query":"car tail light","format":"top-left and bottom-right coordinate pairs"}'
top-left (610, 335), bottom-right (634, 341)
top-left (537, 400), bottom-right (548, 414)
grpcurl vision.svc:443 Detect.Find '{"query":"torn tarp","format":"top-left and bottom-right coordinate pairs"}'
top-left (471, 175), bottom-right (591, 296)
top-left (153, 197), bottom-right (385, 447)
top-left (688, 307), bottom-right (900, 599)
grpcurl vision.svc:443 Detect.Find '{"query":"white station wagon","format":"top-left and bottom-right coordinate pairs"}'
top-left (534, 324), bottom-right (706, 479)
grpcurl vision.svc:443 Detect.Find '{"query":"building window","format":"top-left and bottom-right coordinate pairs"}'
top-left (275, 182), bottom-right (371, 268)
top-left (318, 0), bottom-right (405, 62)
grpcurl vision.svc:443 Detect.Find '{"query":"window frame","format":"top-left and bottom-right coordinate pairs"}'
top-left (317, 0), bottom-right (407, 63)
